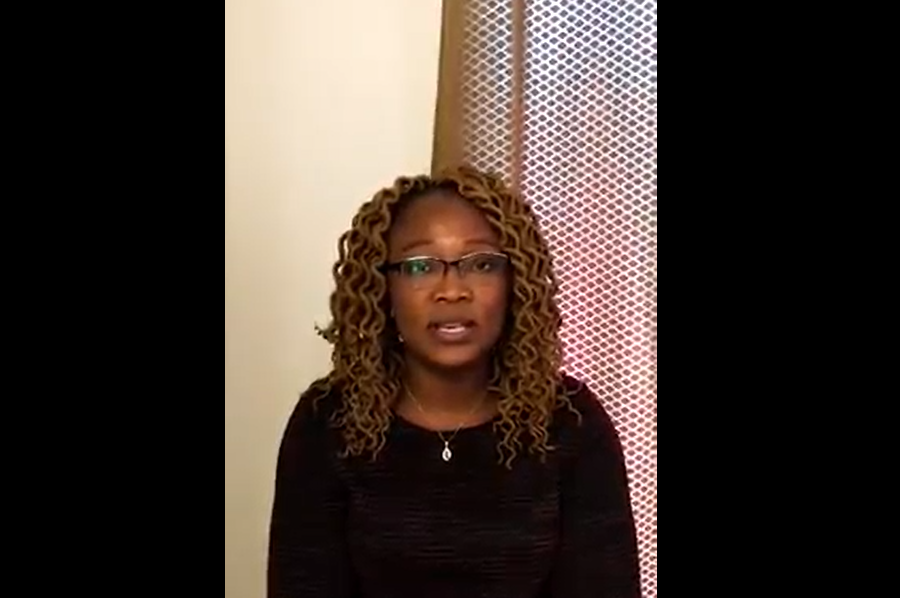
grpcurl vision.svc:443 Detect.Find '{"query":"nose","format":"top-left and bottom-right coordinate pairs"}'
top-left (432, 264), bottom-right (473, 302)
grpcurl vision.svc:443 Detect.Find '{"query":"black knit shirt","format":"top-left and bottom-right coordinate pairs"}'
top-left (268, 377), bottom-right (643, 597)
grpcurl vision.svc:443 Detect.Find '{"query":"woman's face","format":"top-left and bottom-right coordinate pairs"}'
top-left (387, 190), bottom-right (511, 373)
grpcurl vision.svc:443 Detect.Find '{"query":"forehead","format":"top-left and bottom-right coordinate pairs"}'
top-left (389, 190), bottom-right (499, 251)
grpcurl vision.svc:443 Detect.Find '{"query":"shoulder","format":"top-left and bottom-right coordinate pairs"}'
top-left (273, 379), bottom-right (347, 488)
top-left (554, 375), bottom-right (625, 454)
top-left (556, 374), bottom-right (614, 428)
top-left (279, 378), bottom-right (344, 450)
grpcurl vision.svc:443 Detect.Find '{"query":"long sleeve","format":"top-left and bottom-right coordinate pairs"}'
top-left (547, 391), bottom-right (643, 598)
top-left (268, 397), bottom-right (355, 598)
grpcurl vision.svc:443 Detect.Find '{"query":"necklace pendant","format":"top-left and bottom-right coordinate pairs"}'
top-left (442, 443), bottom-right (453, 462)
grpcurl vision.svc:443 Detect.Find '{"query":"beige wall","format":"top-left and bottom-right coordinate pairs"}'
top-left (225, 1), bottom-right (443, 595)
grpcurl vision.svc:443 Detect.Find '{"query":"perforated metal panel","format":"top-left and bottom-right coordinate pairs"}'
top-left (447, 1), bottom-right (658, 594)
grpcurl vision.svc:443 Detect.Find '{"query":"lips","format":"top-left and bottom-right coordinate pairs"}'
top-left (436, 323), bottom-right (467, 333)
top-left (428, 319), bottom-right (477, 343)
top-left (429, 318), bottom-right (476, 330)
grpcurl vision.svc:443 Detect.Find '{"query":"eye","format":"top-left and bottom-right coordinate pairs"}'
top-left (401, 259), bottom-right (437, 277)
top-left (467, 254), bottom-right (507, 274)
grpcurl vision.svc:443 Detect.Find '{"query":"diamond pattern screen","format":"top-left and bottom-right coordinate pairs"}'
top-left (435, 1), bottom-right (658, 594)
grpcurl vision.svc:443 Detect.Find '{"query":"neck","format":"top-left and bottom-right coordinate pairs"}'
top-left (403, 359), bottom-right (492, 416)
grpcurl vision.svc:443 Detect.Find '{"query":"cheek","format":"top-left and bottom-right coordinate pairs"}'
top-left (479, 285), bottom-right (511, 328)
top-left (389, 285), bottom-right (426, 326)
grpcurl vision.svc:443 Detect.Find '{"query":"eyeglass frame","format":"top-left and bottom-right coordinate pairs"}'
top-left (380, 251), bottom-right (512, 283)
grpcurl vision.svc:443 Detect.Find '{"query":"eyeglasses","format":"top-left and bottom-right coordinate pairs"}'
top-left (383, 252), bottom-right (511, 285)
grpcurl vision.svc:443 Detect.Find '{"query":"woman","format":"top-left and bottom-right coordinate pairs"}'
top-left (268, 166), bottom-right (643, 597)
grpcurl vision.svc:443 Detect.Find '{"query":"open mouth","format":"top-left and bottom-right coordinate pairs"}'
top-left (435, 323), bottom-right (469, 334)
top-left (429, 320), bottom-right (477, 341)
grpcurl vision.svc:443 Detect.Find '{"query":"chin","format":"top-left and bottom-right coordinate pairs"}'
top-left (415, 345), bottom-right (492, 372)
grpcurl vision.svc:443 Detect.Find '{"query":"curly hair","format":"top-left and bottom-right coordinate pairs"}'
top-left (310, 165), bottom-right (578, 467)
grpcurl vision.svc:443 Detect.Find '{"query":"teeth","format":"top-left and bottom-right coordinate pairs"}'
top-left (439, 324), bottom-right (466, 332)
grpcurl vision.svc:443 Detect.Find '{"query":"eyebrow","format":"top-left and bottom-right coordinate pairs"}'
top-left (398, 238), bottom-right (501, 254)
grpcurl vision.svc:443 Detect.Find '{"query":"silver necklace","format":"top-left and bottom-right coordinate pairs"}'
top-left (404, 387), bottom-right (488, 462)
